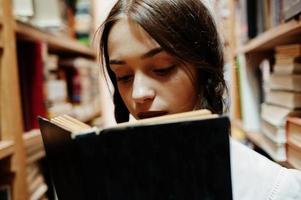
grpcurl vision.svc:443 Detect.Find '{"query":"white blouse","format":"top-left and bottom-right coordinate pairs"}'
top-left (230, 138), bottom-right (301, 200)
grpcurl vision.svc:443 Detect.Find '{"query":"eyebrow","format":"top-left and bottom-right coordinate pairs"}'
top-left (109, 47), bottom-right (163, 65)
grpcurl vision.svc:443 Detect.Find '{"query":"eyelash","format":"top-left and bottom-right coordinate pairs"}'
top-left (116, 75), bottom-right (133, 83)
top-left (153, 65), bottom-right (176, 76)
top-left (116, 65), bottom-right (176, 83)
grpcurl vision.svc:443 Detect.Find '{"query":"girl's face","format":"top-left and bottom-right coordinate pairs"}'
top-left (108, 18), bottom-right (199, 119)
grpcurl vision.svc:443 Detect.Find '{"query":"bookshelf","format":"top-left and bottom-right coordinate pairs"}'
top-left (238, 19), bottom-right (301, 53)
top-left (15, 21), bottom-right (96, 57)
top-left (0, 0), bottom-right (101, 199)
top-left (231, 0), bottom-right (301, 169)
top-left (0, 141), bottom-right (14, 160)
top-left (23, 130), bottom-right (45, 165)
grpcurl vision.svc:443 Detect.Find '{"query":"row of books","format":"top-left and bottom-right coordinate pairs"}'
top-left (0, 162), bottom-right (48, 200)
top-left (17, 40), bottom-right (101, 133)
top-left (13, 0), bottom-right (93, 45)
top-left (259, 44), bottom-right (301, 169)
top-left (236, 0), bottom-right (301, 43)
top-left (26, 162), bottom-right (48, 200)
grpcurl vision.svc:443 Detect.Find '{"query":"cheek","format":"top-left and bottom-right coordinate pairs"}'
top-left (117, 85), bottom-right (135, 110)
top-left (118, 85), bottom-right (130, 101)
top-left (158, 69), bottom-right (198, 106)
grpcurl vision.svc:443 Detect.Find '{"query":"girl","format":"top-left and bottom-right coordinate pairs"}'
top-left (98, 0), bottom-right (301, 199)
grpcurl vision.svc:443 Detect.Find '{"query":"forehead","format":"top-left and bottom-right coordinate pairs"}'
top-left (108, 18), bottom-right (160, 59)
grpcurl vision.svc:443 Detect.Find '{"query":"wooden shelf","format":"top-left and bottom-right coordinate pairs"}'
top-left (23, 130), bottom-right (45, 164)
top-left (30, 183), bottom-right (48, 200)
top-left (238, 19), bottom-right (301, 54)
top-left (15, 21), bottom-right (96, 57)
top-left (0, 141), bottom-right (14, 160)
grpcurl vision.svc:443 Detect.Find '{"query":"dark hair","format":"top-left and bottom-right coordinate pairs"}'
top-left (99, 0), bottom-right (227, 123)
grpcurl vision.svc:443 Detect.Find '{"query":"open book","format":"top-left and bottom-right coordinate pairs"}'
top-left (38, 110), bottom-right (232, 200)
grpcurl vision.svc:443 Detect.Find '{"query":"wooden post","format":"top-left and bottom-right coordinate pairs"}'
top-left (1, 0), bottom-right (28, 199)
top-left (228, 0), bottom-right (242, 121)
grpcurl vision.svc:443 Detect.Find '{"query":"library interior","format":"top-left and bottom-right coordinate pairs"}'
top-left (0, 0), bottom-right (301, 199)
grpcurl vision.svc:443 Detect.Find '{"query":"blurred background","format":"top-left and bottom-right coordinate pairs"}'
top-left (0, 0), bottom-right (301, 199)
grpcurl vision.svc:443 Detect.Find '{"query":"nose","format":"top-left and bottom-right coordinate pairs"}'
top-left (132, 71), bottom-right (155, 104)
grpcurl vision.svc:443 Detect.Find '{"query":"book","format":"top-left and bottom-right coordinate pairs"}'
top-left (261, 118), bottom-right (286, 144)
top-left (259, 59), bottom-right (271, 100)
top-left (286, 117), bottom-right (301, 170)
top-left (273, 62), bottom-right (301, 75)
top-left (237, 54), bottom-right (261, 132)
top-left (246, 0), bottom-right (257, 39)
top-left (265, 90), bottom-right (301, 109)
top-left (287, 141), bottom-right (301, 170)
top-left (269, 74), bottom-right (301, 92)
top-left (270, 0), bottom-right (283, 27)
top-left (286, 117), bottom-right (301, 148)
top-left (274, 56), bottom-right (301, 65)
top-left (30, 0), bottom-right (62, 28)
top-left (260, 134), bottom-right (286, 162)
top-left (263, 0), bottom-right (271, 30)
top-left (261, 103), bottom-right (301, 127)
top-left (256, 0), bottom-right (265, 35)
top-left (283, 0), bottom-right (301, 20)
top-left (275, 44), bottom-right (301, 57)
top-left (13, 0), bottom-right (34, 18)
top-left (38, 110), bottom-right (233, 200)
top-left (17, 41), bottom-right (47, 131)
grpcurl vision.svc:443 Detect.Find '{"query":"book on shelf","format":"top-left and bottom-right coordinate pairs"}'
top-left (261, 103), bottom-right (301, 127)
top-left (286, 117), bottom-right (301, 148)
top-left (261, 118), bottom-right (286, 144)
top-left (38, 110), bottom-right (233, 200)
top-left (270, 0), bottom-right (283, 27)
top-left (286, 142), bottom-right (301, 170)
top-left (30, 183), bottom-right (48, 200)
top-left (273, 62), bottom-right (301, 75)
top-left (259, 59), bottom-right (271, 102)
top-left (26, 161), bottom-right (48, 199)
top-left (286, 117), bottom-right (301, 170)
top-left (269, 74), bottom-right (301, 92)
top-left (263, 0), bottom-right (271, 30)
top-left (260, 133), bottom-right (286, 162)
top-left (237, 0), bottom-right (284, 41)
top-left (246, 0), bottom-right (257, 39)
top-left (30, 0), bottom-right (62, 28)
top-left (17, 41), bottom-right (47, 132)
top-left (283, 0), bottom-right (301, 20)
top-left (275, 44), bottom-right (301, 57)
top-left (74, 0), bottom-right (93, 45)
top-left (13, 0), bottom-right (34, 19)
top-left (45, 80), bottom-right (68, 104)
top-left (45, 54), bottom-right (59, 71)
top-left (274, 56), bottom-right (301, 64)
top-left (274, 44), bottom-right (301, 74)
top-left (237, 54), bottom-right (261, 131)
top-left (265, 90), bottom-right (301, 109)
top-left (59, 57), bottom-right (101, 114)
top-left (26, 164), bottom-right (40, 186)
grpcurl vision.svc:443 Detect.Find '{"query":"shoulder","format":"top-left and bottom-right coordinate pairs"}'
top-left (230, 138), bottom-right (301, 200)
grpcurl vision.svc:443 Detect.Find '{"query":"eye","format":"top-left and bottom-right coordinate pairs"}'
top-left (116, 74), bottom-right (133, 83)
top-left (153, 65), bottom-right (176, 76)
